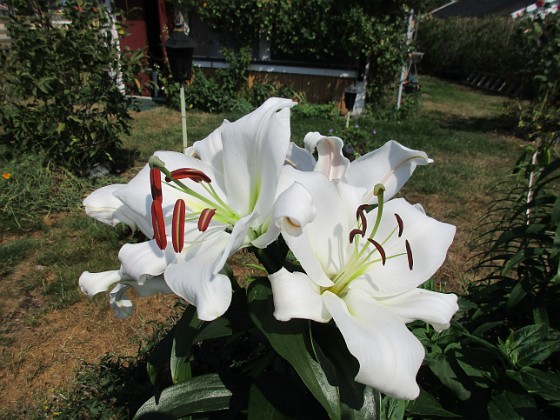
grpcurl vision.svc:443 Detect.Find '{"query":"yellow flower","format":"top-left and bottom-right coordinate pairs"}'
top-left (2, 172), bottom-right (11, 180)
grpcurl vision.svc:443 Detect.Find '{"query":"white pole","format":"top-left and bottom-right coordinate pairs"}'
top-left (180, 81), bottom-right (188, 153)
top-left (397, 8), bottom-right (415, 110)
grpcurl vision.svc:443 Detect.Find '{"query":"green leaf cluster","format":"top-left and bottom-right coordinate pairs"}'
top-left (0, 0), bottom-right (146, 175)
top-left (134, 270), bottom-right (381, 419)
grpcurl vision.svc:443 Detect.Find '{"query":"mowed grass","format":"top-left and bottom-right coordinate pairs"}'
top-left (0, 76), bottom-right (524, 416)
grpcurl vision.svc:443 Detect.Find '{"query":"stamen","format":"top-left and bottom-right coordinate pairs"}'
top-left (356, 204), bottom-right (369, 231)
top-left (165, 168), bottom-right (212, 184)
top-left (150, 167), bottom-right (162, 202)
top-left (395, 213), bottom-right (404, 237)
top-left (151, 201), bottom-right (167, 250)
top-left (172, 199), bottom-right (186, 253)
top-left (198, 208), bottom-right (217, 232)
top-left (405, 239), bottom-right (413, 270)
top-left (349, 228), bottom-right (365, 243)
top-left (367, 238), bottom-right (386, 265)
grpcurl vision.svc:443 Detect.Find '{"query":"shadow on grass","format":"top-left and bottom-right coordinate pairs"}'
top-left (426, 109), bottom-right (521, 137)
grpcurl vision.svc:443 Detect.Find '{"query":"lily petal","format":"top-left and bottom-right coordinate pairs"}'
top-left (118, 240), bottom-right (171, 285)
top-left (252, 181), bottom-right (316, 248)
top-left (83, 184), bottom-right (152, 236)
top-left (79, 270), bottom-right (125, 297)
top-left (285, 142), bottom-right (316, 171)
top-left (378, 288), bottom-right (459, 331)
top-left (345, 140), bottom-right (432, 203)
top-left (109, 276), bottom-right (173, 319)
top-left (359, 198), bottom-right (455, 296)
top-left (323, 289), bottom-right (424, 400)
top-left (304, 132), bottom-right (350, 181)
top-left (164, 232), bottom-right (233, 321)
top-left (269, 268), bottom-right (331, 323)
top-left (222, 98), bottom-right (296, 217)
top-left (188, 119), bottom-right (230, 172)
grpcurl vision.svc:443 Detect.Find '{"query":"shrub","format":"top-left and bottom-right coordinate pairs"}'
top-left (0, 0), bottom-right (145, 176)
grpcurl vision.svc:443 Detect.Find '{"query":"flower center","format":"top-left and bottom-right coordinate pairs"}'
top-left (329, 184), bottom-right (413, 295)
top-left (148, 156), bottom-right (241, 252)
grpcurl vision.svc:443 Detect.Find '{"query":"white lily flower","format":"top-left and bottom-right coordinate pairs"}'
top-left (269, 168), bottom-right (458, 400)
top-left (286, 133), bottom-right (433, 203)
top-left (80, 98), bottom-right (316, 321)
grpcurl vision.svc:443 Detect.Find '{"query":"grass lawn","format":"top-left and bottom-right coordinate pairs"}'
top-left (0, 76), bottom-right (525, 416)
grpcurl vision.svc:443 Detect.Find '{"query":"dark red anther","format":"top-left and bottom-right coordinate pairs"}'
top-left (349, 228), bottom-right (365, 243)
top-left (405, 239), bottom-right (413, 270)
top-left (150, 167), bottom-right (163, 202)
top-left (151, 201), bottom-right (167, 250)
top-left (165, 168), bottom-right (212, 184)
top-left (198, 208), bottom-right (217, 232)
top-left (356, 204), bottom-right (369, 231)
top-left (395, 213), bottom-right (404, 237)
top-left (368, 238), bottom-right (386, 265)
top-left (172, 199), bottom-right (186, 253)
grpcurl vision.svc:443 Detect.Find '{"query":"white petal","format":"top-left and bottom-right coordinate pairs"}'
top-left (222, 98), bottom-right (295, 216)
top-left (189, 119), bottom-right (230, 173)
top-left (164, 233), bottom-right (233, 321)
top-left (251, 181), bottom-right (316, 248)
top-left (278, 167), bottom-right (363, 287)
top-left (269, 268), bottom-right (331, 323)
top-left (118, 240), bottom-right (172, 285)
top-left (79, 270), bottom-right (125, 297)
top-left (213, 212), bottom-right (257, 274)
top-left (84, 184), bottom-right (151, 235)
top-left (110, 275), bottom-right (174, 319)
top-left (285, 142), bottom-right (316, 171)
top-left (359, 198), bottom-right (455, 296)
top-left (304, 132), bottom-right (350, 181)
top-left (109, 284), bottom-right (134, 318)
top-left (378, 289), bottom-right (458, 331)
top-left (323, 290), bottom-right (424, 400)
top-left (344, 140), bottom-right (432, 203)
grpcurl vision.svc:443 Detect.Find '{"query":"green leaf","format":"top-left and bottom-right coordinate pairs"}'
top-left (406, 390), bottom-right (460, 418)
top-left (499, 324), bottom-right (560, 367)
top-left (487, 389), bottom-right (539, 420)
top-left (247, 371), bottom-right (309, 419)
top-left (247, 278), bottom-right (340, 419)
top-left (425, 352), bottom-right (471, 400)
top-left (171, 304), bottom-right (204, 384)
top-left (380, 396), bottom-right (406, 420)
top-left (133, 373), bottom-right (249, 419)
top-left (507, 367), bottom-right (560, 403)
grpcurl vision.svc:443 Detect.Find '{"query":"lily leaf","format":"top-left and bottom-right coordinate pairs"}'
top-left (134, 373), bottom-right (249, 419)
top-left (507, 367), bottom-right (560, 403)
top-left (171, 304), bottom-right (205, 384)
top-left (247, 278), bottom-right (341, 419)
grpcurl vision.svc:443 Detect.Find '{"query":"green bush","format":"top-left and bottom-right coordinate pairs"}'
top-left (0, 0), bottom-right (144, 176)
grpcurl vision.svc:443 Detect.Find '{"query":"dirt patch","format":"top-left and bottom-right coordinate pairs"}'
top-left (0, 286), bottom-right (179, 415)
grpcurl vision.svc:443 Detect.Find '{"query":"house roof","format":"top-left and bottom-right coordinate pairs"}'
top-left (432, 0), bottom-right (536, 18)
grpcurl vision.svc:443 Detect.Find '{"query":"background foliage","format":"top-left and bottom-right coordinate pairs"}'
top-left (171, 0), bottom-right (442, 109)
top-left (0, 0), bottom-right (144, 175)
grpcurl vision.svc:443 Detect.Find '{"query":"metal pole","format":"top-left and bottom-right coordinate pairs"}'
top-left (180, 81), bottom-right (188, 153)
